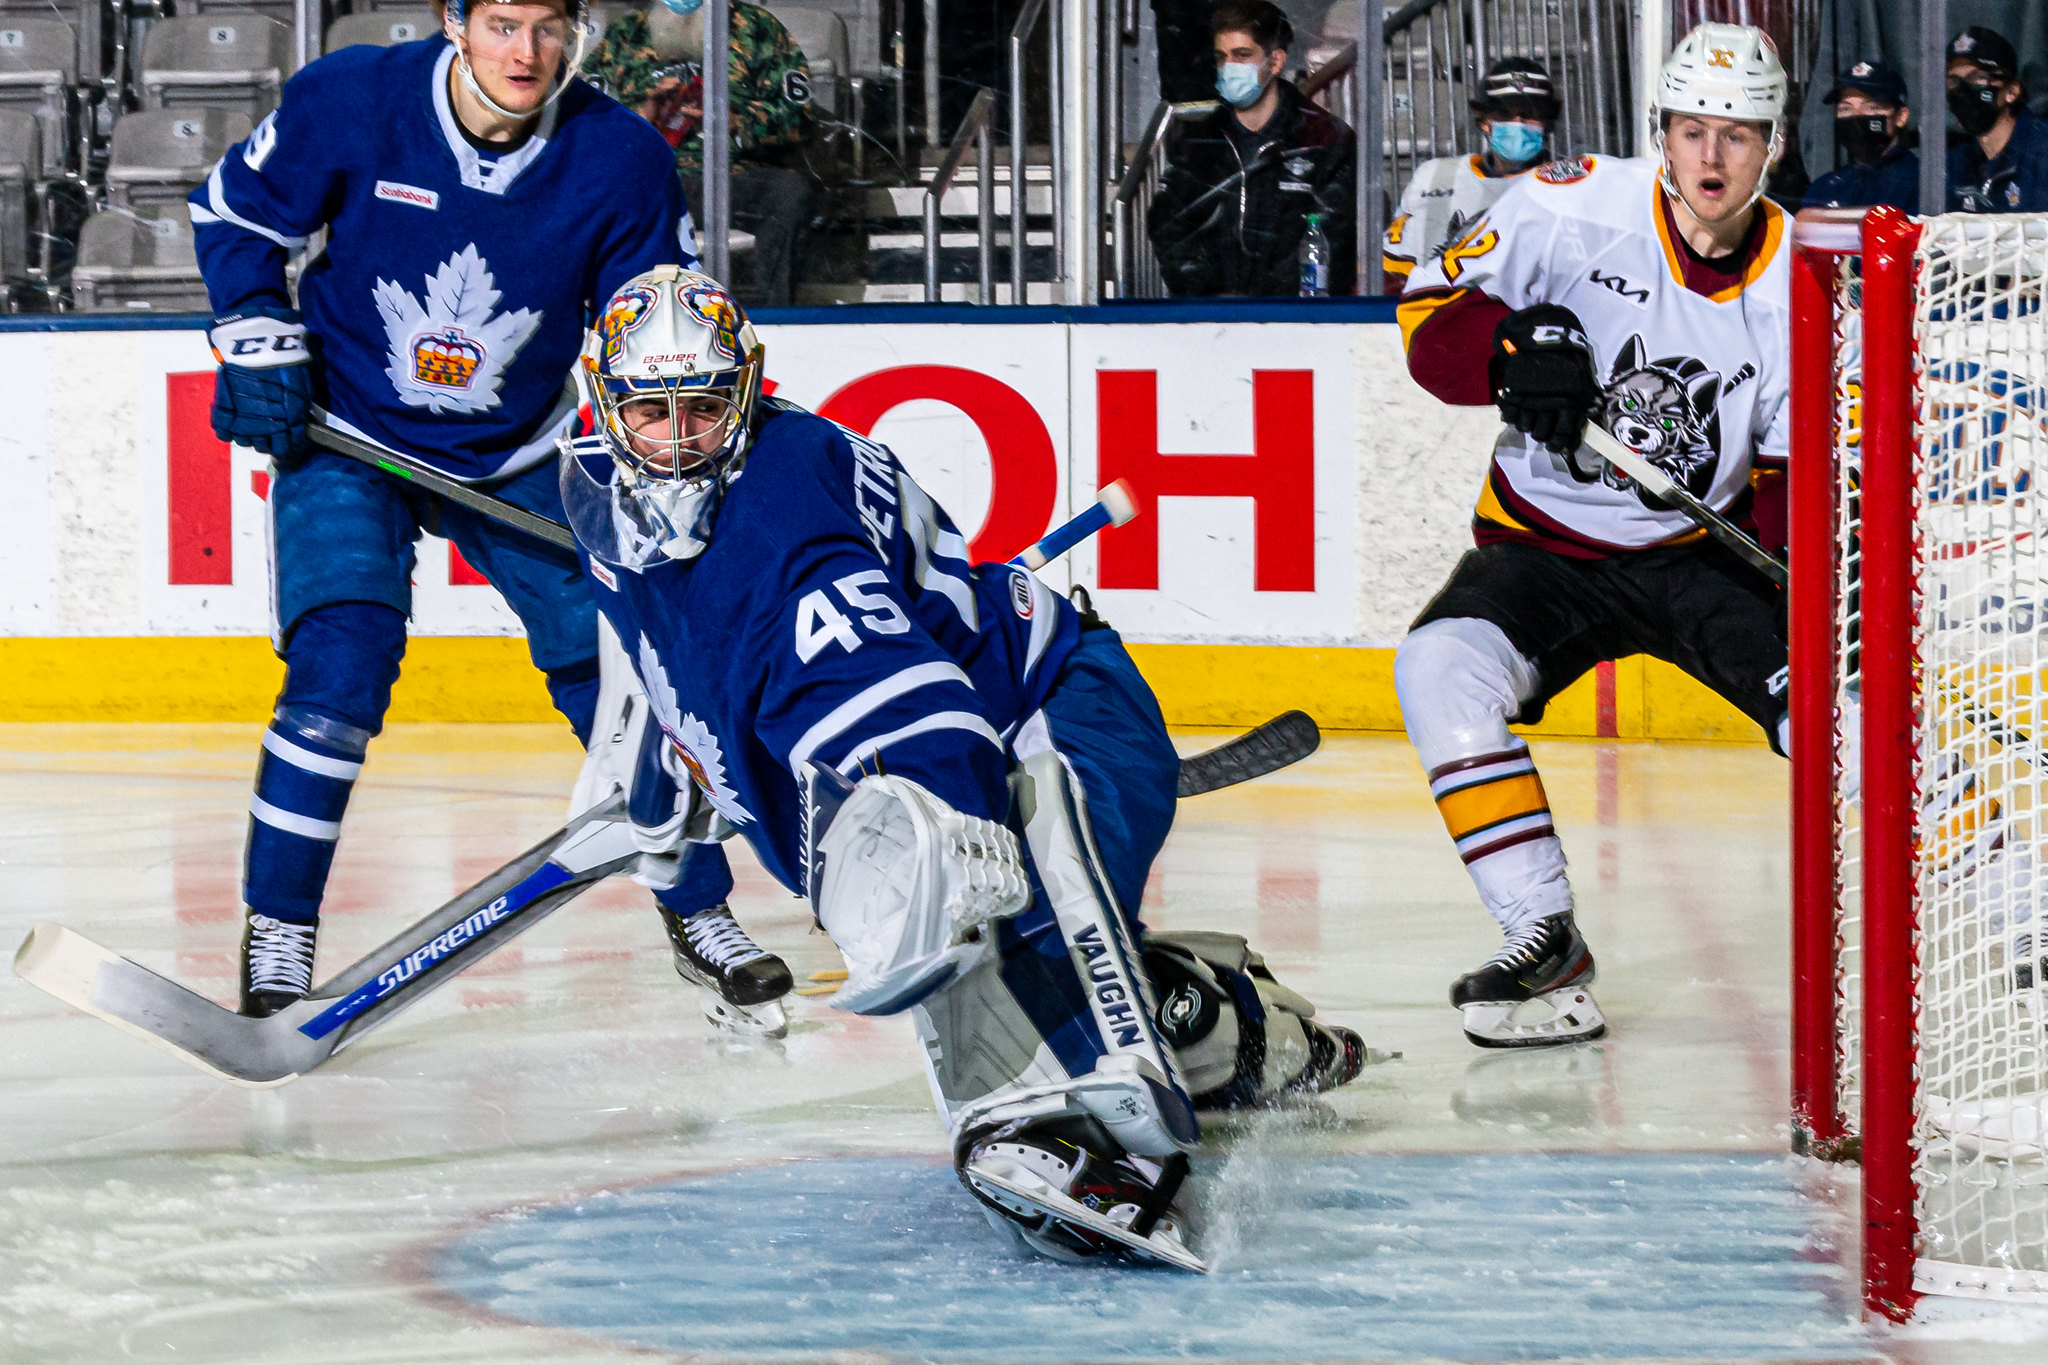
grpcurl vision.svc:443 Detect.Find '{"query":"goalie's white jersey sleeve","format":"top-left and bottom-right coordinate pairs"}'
top-left (1402, 154), bottom-right (1790, 553)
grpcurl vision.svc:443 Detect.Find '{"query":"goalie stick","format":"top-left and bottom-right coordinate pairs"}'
top-left (11, 799), bottom-right (638, 1087)
top-left (1580, 425), bottom-right (1789, 588)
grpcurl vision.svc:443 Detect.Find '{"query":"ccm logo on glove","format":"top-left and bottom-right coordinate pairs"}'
top-left (1489, 304), bottom-right (1601, 459)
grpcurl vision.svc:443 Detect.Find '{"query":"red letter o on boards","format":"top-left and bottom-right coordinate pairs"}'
top-left (817, 366), bottom-right (1057, 564)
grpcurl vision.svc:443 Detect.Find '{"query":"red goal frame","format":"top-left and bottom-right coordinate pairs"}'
top-left (1787, 204), bottom-right (1922, 1323)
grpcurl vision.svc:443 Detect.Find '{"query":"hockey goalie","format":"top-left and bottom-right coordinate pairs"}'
top-left (558, 267), bottom-right (1369, 1269)
top-left (1394, 23), bottom-right (1793, 1047)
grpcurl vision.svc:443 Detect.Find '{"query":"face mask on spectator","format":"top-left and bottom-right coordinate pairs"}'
top-left (1488, 121), bottom-right (1545, 165)
top-left (1835, 114), bottom-right (1893, 165)
top-left (1217, 62), bottom-right (1267, 109)
top-left (658, 0), bottom-right (704, 15)
top-left (1948, 81), bottom-right (2004, 136)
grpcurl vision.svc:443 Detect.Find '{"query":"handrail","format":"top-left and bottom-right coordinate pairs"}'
top-left (1299, 41), bottom-right (1356, 102)
top-left (1008, 0), bottom-right (1051, 305)
top-left (1109, 99), bottom-right (1218, 299)
top-left (924, 86), bottom-right (997, 304)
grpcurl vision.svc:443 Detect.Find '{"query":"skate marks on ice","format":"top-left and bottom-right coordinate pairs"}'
top-left (436, 1146), bottom-right (1872, 1361)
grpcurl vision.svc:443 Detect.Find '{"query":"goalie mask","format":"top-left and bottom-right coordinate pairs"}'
top-left (562, 267), bottom-right (764, 567)
top-left (1652, 23), bottom-right (1786, 216)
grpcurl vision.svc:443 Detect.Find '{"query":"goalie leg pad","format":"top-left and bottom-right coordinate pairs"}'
top-left (1396, 618), bottom-right (1573, 933)
top-left (813, 773), bottom-right (1032, 1015)
top-left (1147, 930), bottom-right (1367, 1106)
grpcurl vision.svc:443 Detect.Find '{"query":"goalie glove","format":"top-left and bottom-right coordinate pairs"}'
top-left (1489, 304), bottom-right (1600, 460)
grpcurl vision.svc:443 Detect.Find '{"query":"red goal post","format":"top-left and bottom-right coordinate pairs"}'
top-left (1791, 205), bottom-right (2048, 1322)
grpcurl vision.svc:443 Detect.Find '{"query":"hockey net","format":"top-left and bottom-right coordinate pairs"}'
top-left (1791, 207), bottom-right (2048, 1320)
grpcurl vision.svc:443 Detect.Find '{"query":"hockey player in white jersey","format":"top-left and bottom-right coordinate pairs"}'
top-left (1393, 24), bottom-right (1792, 1047)
top-left (1380, 57), bottom-right (1560, 294)
top-left (560, 269), bottom-right (1368, 1266)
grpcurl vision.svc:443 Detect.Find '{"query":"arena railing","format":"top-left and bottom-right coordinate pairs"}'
top-left (1008, 0), bottom-right (1058, 304)
top-left (922, 86), bottom-right (995, 304)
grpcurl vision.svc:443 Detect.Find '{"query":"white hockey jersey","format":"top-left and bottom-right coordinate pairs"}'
top-left (1382, 154), bottom-right (1527, 291)
top-left (1400, 154), bottom-right (1790, 553)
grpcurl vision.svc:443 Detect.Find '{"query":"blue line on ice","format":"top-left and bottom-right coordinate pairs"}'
top-left (435, 1151), bottom-right (1868, 1360)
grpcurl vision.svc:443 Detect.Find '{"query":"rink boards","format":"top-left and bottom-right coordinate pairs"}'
top-left (0, 309), bottom-right (1756, 738)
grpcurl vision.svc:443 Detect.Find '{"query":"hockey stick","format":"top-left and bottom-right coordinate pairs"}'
top-left (1011, 481), bottom-right (1139, 569)
top-left (1580, 425), bottom-right (1790, 588)
top-left (1176, 710), bottom-right (1321, 797)
top-left (11, 798), bottom-right (638, 1087)
top-left (308, 420), bottom-right (579, 553)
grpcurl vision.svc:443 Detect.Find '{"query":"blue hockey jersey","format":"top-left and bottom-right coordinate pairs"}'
top-left (574, 401), bottom-right (1082, 894)
top-left (192, 39), bottom-right (696, 480)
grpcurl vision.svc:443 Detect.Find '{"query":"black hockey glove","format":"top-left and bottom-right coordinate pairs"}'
top-left (1489, 304), bottom-right (1600, 457)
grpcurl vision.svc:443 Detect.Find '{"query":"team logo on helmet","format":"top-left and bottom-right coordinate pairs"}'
top-left (676, 280), bottom-right (744, 367)
top-left (596, 283), bottom-right (661, 368)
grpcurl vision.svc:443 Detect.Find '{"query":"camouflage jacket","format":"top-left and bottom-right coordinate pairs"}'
top-left (584, 4), bottom-right (816, 172)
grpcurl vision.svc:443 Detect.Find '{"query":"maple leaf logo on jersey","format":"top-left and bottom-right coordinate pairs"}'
top-left (1593, 335), bottom-right (1723, 508)
top-left (635, 632), bottom-right (753, 826)
top-left (373, 245), bottom-right (542, 414)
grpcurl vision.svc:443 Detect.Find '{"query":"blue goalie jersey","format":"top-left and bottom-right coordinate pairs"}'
top-left (192, 38), bottom-right (696, 480)
top-left (575, 401), bottom-right (1082, 894)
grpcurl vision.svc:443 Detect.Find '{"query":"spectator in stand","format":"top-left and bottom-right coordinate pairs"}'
top-left (1382, 57), bottom-right (1559, 296)
top-left (587, 0), bottom-right (815, 304)
top-left (1803, 59), bottom-right (1917, 212)
top-left (1148, 1), bottom-right (1357, 298)
top-left (1945, 26), bottom-right (2048, 214)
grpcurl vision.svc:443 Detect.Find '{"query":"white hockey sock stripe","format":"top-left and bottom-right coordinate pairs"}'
top-left (1427, 745), bottom-right (1537, 800)
top-left (1454, 811), bottom-right (1558, 864)
top-left (261, 728), bottom-right (365, 781)
top-left (250, 795), bottom-right (342, 841)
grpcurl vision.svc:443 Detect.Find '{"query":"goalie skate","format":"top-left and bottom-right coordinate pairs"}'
top-left (960, 1131), bottom-right (1205, 1273)
top-left (1451, 912), bottom-right (1606, 1049)
top-left (660, 904), bottom-right (792, 1039)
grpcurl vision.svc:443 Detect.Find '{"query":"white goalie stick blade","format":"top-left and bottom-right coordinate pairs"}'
top-left (11, 798), bottom-right (639, 1087)
top-left (962, 1152), bottom-right (1207, 1273)
top-left (1176, 710), bottom-right (1320, 799)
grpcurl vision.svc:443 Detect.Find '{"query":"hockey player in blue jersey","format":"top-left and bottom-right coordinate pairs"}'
top-left (192, 0), bottom-right (788, 1026)
top-left (559, 268), bottom-right (1369, 1266)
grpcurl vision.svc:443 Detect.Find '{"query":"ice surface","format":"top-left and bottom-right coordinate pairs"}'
top-left (6, 725), bottom-right (2048, 1362)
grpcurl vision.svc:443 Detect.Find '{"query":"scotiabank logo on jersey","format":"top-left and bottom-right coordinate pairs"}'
top-left (144, 322), bottom-right (1363, 643)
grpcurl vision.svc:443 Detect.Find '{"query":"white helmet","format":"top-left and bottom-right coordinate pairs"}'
top-left (561, 267), bottom-right (765, 566)
top-left (1652, 23), bottom-right (1787, 213)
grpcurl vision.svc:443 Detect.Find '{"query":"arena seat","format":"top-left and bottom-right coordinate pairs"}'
top-left (0, 107), bottom-right (36, 283)
top-left (582, 2), bottom-right (634, 42)
top-left (71, 201), bottom-right (208, 311)
top-left (325, 10), bottom-right (437, 54)
top-left (768, 5), bottom-right (847, 120)
top-left (772, 0), bottom-right (882, 83)
top-left (0, 17), bottom-right (73, 178)
top-left (104, 107), bottom-right (254, 209)
top-left (137, 15), bottom-right (291, 121)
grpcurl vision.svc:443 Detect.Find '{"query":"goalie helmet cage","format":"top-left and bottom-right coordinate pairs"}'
top-left (1790, 204), bottom-right (2048, 1323)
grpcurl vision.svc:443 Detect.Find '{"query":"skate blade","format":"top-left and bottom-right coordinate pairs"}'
top-left (962, 1154), bottom-right (1207, 1273)
top-left (12, 923), bottom-right (323, 1086)
top-left (700, 989), bottom-right (788, 1040)
top-left (1460, 985), bottom-right (1607, 1050)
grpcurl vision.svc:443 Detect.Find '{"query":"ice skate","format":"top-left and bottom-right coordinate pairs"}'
top-left (238, 912), bottom-right (317, 1019)
top-left (1450, 912), bottom-right (1605, 1049)
top-left (956, 1112), bottom-right (1204, 1272)
top-left (661, 904), bottom-right (793, 1038)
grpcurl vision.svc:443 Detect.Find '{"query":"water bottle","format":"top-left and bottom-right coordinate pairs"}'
top-left (1299, 213), bottom-right (1330, 298)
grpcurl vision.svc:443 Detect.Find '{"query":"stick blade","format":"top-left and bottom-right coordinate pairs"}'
top-left (12, 923), bottom-right (305, 1087)
top-left (1176, 710), bottom-right (1321, 798)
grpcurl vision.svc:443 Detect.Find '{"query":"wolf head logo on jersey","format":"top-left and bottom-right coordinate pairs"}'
top-left (596, 283), bottom-right (660, 368)
top-left (676, 280), bottom-right (743, 368)
top-left (1594, 336), bottom-right (1723, 507)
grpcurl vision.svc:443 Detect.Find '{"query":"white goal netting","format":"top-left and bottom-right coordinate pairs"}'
top-left (1908, 216), bottom-right (2048, 1298)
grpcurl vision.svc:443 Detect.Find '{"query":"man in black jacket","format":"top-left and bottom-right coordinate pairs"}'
top-left (1148, 1), bottom-right (1358, 298)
